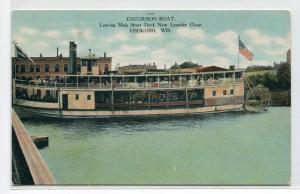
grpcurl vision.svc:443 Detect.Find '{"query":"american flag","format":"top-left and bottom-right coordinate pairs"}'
top-left (15, 44), bottom-right (35, 64)
top-left (239, 39), bottom-right (254, 61)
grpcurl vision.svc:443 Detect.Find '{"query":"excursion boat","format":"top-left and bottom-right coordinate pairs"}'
top-left (13, 70), bottom-right (245, 119)
top-left (12, 42), bottom-right (245, 118)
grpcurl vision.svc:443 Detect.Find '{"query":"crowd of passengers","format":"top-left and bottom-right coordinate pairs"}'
top-left (16, 75), bottom-right (235, 88)
top-left (16, 89), bottom-right (58, 103)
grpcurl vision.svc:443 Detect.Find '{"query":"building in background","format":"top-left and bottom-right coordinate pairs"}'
top-left (117, 63), bottom-right (158, 75)
top-left (13, 42), bottom-right (112, 79)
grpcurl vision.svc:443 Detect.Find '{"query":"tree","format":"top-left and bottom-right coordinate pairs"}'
top-left (277, 62), bottom-right (291, 90)
top-left (170, 61), bottom-right (200, 69)
top-left (170, 62), bottom-right (179, 69)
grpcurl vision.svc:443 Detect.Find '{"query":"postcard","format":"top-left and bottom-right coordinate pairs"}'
top-left (11, 10), bottom-right (291, 186)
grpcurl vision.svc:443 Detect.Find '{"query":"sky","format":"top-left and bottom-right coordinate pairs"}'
top-left (11, 10), bottom-right (290, 69)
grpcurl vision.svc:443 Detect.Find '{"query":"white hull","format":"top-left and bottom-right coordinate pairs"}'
top-left (14, 104), bottom-right (244, 119)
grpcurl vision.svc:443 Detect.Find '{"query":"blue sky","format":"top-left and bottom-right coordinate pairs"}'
top-left (12, 10), bottom-right (290, 69)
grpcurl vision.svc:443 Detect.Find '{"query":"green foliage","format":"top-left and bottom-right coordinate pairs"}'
top-left (246, 65), bottom-right (275, 72)
top-left (277, 62), bottom-right (291, 90)
top-left (170, 61), bottom-right (200, 69)
top-left (246, 63), bottom-right (290, 91)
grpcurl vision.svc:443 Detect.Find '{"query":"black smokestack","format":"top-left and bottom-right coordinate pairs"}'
top-left (57, 47), bottom-right (59, 57)
top-left (68, 42), bottom-right (77, 74)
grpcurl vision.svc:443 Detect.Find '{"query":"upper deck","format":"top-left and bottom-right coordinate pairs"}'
top-left (14, 70), bottom-right (244, 91)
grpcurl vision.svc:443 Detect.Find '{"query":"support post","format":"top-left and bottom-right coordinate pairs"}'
top-left (57, 87), bottom-right (62, 118)
top-left (166, 90), bottom-right (169, 108)
top-left (145, 75), bottom-right (148, 88)
top-left (87, 76), bottom-right (89, 89)
top-left (180, 75), bottom-right (182, 87)
top-left (129, 91), bottom-right (132, 110)
top-left (185, 87), bottom-right (189, 109)
top-left (64, 75), bottom-right (66, 89)
top-left (110, 76), bottom-right (113, 89)
top-left (111, 88), bottom-right (114, 113)
top-left (99, 76), bottom-right (101, 89)
top-left (148, 90), bottom-right (150, 109)
top-left (233, 71), bottom-right (236, 110)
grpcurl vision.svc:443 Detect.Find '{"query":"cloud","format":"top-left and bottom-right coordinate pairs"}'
top-left (135, 29), bottom-right (162, 40)
top-left (166, 42), bottom-right (185, 49)
top-left (215, 30), bottom-right (238, 54)
top-left (264, 48), bottom-right (287, 56)
top-left (70, 28), bottom-right (80, 36)
top-left (151, 48), bottom-right (168, 56)
top-left (105, 32), bottom-right (129, 42)
top-left (212, 56), bottom-right (232, 67)
top-left (245, 28), bottom-right (290, 49)
top-left (70, 28), bottom-right (94, 41)
top-left (245, 28), bottom-right (271, 46)
top-left (59, 39), bottom-right (70, 46)
top-left (273, 33), bottom-right (290, 48)
top-left (13, 35), bottom-right (27, 44)
top-left (43, 30), bottom-right (61, 38)
top-left (194, 44), bottom-right (217, 55)
top-left (112, 47), bottom-right (178, 69)
top-left (19, 26), bottom-right (39, 36)
top-left (112, 44), bottom-right (148, 56)
top-left (34, 41), bottom-right (49, 48)
top-left (19, 26), bottom-right (62, 39)
top-left (176, 28), bottom-right (206, 40)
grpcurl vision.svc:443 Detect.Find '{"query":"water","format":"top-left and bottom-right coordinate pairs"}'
top-left (22, 107), bottom-right (290, 185)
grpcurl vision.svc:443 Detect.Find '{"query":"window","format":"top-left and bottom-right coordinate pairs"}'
top-left (55, 64), bottom-right (59, 72)
top-left (87, 95), bottom-right (91, 100)
top-left (223, 90), bottom-right (227, 95)
top-left (75, 94), bottom-right (79, 100)
top-left (36, 65), bottom-right (40, 72)
top-left (212, 91), bottom-right (216, 96)
top-left (30, 65), bottom-right (34, 72)
top-left (21, 65), bottom-right (25, 73)
top-left (77, 65), bottom-right (81, 72)
top-left (37, 89), bottom-right (41, 98)
top-left (104, 64), bottom-right (109, 72)
top-left (17, 65), bottom-right (20, 73)
top-left (64, 64), bottom-right (68, 72)
top-left (230, 89), bottom-right (234, 95)
top-left (45, 64), bottom-right (49, 72)
top-left (25, 65), bottom-right (29, 73)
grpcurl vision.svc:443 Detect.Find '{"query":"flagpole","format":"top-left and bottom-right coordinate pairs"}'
top-left (237, 35), bottom-right (240, 70)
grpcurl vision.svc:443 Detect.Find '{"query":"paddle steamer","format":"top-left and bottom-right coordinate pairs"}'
top-left (12, 42), bottom-right (245, 118)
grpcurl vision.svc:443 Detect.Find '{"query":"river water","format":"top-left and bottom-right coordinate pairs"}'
top-left (22, 107), bottom-right (290, 185)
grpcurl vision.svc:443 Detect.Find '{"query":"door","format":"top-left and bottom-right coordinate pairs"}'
top-left (62, 94), bottom-right (68, 110)
top-left (87, 60), bottom-right (92, 72)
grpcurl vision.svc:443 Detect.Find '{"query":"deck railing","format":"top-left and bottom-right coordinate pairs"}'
top-left (15, 78), bottom-right (243, 90)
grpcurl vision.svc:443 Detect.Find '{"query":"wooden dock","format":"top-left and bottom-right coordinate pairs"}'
top-left (12, 109), bottom-right (55, 185)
